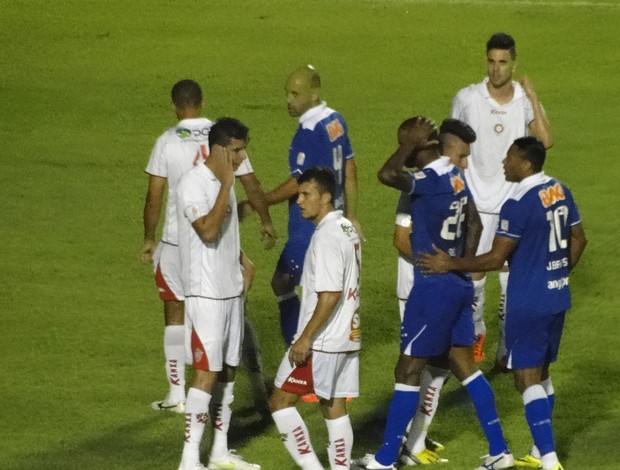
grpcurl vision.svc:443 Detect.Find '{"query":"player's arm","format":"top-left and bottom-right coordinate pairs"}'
top-left (264, 176), bottom-right (299, 206)
top-left (140, 174), bottom-right (166, 264)
top-left (237, 173), bottom-right (277, 248)
top-left (288, 291), bottom-right (341, 366)
top-left (521, 76), bottom-right (553, 149)
top-left (462, 200), bottom-right (482, 257)
top-left (344, 159), bottom-right (364, 239)
top-left (240, 249), bottom-right (256, 300)
top-left (568, 223), bottom-right (587, 271)
top-left (420, 236), bottom-right (516, 274)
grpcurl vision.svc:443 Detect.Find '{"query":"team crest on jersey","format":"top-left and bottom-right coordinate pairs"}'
top-left (296, 152), bottom-right (306, 166)
top-left (340, 223), bottom-right (355, 237)
top-left (193, 347), bottom-right (204, 364)
top-left (450, 173), bottom-right (465, 194)
top-left (176, 127), bottom-right (191, 139)
top-left (326, 119), bottom-right (345, 142)
top-left (538, 182), bottom-right (566, 208)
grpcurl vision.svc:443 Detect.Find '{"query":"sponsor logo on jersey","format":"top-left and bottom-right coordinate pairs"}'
top-left (349, 310), bottom-right (361, 342)
top-left (286, 376), bottom-right (308, 386)
top-left (500, 219), bottom-right (509, 231)
top-left (326, 118), bottom-right (345, 142)
top-left (450, 173), bottom-right (465, 194)
top-left (296, 152), bottom-right (306, 166)
top-left (340, 223), bottom-right (355, 237)
top-left (546, 258), bottom-right (568, 271)
top-left (547, 276), bottom-right (569, 290)
top-left (176, 127), bottom-right (192, 139)
top-left (538, 182), bottom-right (566, 208)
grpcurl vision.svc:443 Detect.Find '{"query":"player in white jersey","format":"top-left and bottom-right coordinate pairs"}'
top-left (270, 167), bottom-right (361, 470)
top-left (140, 80), bottom-right (274, 414)
top-left (451, 33), bottom-right (553, 367)
top-left (176, 118), bottom-right (260, 470)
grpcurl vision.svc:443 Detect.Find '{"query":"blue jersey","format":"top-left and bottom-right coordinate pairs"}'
top-left (497, 173), bottom-right (581, 316)
top-left (288, 102), bottom-right (354, 242)
top-left (409, 157), bottom-right (472, 284)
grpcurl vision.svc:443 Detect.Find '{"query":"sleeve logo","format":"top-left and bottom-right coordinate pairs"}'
top-left (326, 119), bottom-right (345, 142)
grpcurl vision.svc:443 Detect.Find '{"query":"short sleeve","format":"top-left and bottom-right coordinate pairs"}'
top-left (497, 199), bottom-right (525, 240)
top-left (145, 135), bottom-right (168, 177)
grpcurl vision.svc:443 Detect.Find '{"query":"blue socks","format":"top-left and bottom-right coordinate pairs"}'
top-left (523, 385), bottom-right (555, 456)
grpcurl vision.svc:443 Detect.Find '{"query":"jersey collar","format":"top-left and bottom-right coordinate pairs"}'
top-left (299, 101), bottom-right (328, 129)
top-left (481, 77), bottom-right (526, 105)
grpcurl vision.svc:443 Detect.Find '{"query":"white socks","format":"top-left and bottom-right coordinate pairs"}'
top-left (326, 415), bottom-right (353, 470)
top-left (181, 387), bottom-right (211, 467)
top-left (272, 407), bottom-right (323, 470)
top-left (497, 271), bottom-right (509, 360)
top-left (472, 278), bottom-right (486, 336)
top-left (210, 381), bottom-right (235, 462)
top-left (164, 325), bottom-right (186, 403)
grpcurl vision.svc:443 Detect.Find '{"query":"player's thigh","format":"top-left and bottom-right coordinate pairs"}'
top-left (506, 311), bottom-right (566, 370)
top-left (274, 349), bottom-right (314, 396)
top-left (313, 351), bottom-right (359, 400)
top-left (153, 242), bottom-right (185, 302)
top-left (476, 213), bottom-right (500, 256)
top-left (186, 297), bottom-right (229, 372)
top-left (222, 296), bottom-right (244, 368)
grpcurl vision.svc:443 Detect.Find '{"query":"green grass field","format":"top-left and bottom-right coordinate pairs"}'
top-left (2, 0), bottom-right (619, 468)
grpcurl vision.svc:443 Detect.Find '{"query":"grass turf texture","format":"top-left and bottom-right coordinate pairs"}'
top-left (1, 0), bottom-right (619, 468)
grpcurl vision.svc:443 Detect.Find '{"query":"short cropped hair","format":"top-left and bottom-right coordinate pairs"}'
top-left (513, 136), bottom-right (546, 172)
top-left (208, 117), bottom-right (249, 150)
top-left (171, 79), bottom-right (202, 108)
top-left (298, 167), bottom-right (336, 203)
top-left (305, 64), bottom-right (321, 88)
top-left (439, 118), bottom-right (477, 146)
top-left (487, 32), bottom-right (517, 60)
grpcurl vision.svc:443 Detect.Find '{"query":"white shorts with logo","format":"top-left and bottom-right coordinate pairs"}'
top-left (153, 242), bottom-right (184, 301)
top-left (185, 296), bottom-right (244, 371)
top-left (274, 350), bottom-right (359, 400)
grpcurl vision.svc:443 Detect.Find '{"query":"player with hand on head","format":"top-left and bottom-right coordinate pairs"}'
top-left (420, 137), bottom-right (587, 470)
top-left (451, 32), bottom-right (552, 367)
top-left (356, 117), bottom-right (512, 470)
top-left (270, 167), bottom-right (361, 470)
top-left (140, 79), bottom-right (274, 415)
top-left (176, 118), bottom-right (260, 470)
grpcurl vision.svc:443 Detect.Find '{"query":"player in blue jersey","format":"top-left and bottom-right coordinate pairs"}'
top-left (242, 65), bottom-right (361, 351)
top-left (357, 117), bottom-right (512, 470)
top-left (421, 137), bottom-right (587, 470)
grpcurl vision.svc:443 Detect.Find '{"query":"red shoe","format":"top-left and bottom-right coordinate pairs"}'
top-left (473, 334), bottom-right (486, 363)
top-left (300, 393), bottom-right (318, 403)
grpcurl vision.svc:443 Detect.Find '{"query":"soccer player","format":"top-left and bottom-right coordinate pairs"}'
top-left (420, 137), bottom-right (587, 470)
top-left (395, 118), bottom-right (478, 466)
top-left (358, 117), bottom-right (512, 470)
top-left (269, 167), bottom-right (361, 470)
top-left (176, 118), bottom-right (260, 470)
top-left (451, 32), bottom-right (553, 367)
top-left (241, 65), bottom-right (361, 350)
top-left (140, 79), bottom-right (274, 413)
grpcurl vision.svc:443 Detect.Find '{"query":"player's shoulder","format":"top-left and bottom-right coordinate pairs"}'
top-left (454, 80), bottom-right (483, 101)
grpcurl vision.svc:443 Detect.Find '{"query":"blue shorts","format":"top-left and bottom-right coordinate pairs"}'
top-left (401, 276), bottom-right (475, 357)
top-left (275, 238), bottom-right (311, 286)
top-left (506, 311), bottom-right (565, 370)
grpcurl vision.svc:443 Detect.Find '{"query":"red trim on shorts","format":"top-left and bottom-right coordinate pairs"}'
top-left (281, 355), bottom-right (314, 396)
top-left (155, 263), bottom-right (178, 301)
top-left (191, 328), bottom-right (210, 371)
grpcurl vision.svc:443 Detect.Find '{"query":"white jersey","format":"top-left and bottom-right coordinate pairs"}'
top-left (395, 192), bottom-right (414, 300)
top-left (145, 117), bottom-right (254, 245)
top-left (297, 210), bottom-right (361, 353)
top-left (451, 78), bottom-right (535, 214)
top-left (176, 164), bottom-right (243, 299)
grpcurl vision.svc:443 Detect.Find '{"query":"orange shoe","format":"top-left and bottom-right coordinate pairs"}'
top-left (300, 393), bottom-right (319, 403)
top-left (346, 396), bottom-right (353, 403)
top-left (473, 334), bottom-right (486, 363)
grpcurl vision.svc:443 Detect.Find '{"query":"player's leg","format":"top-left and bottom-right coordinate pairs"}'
top-left (272, 241), bottom-right (305, 346)
top-left (271, 354), bottom-right (323, 470)
top-left (152, 243), bottom-right (187, 412)
top-left (495, 267), bottom-right (510, 371)
top-left (209, 365), bottom-right (237, 463)
top-left (241, 314), bottom-right (269, 414)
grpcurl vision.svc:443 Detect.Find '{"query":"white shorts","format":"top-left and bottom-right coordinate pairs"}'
top-left (274, 350), bottom-right (359, 400)
top-left (476, 212), bottom-right (500, 255)
top-left (185, 296), bottom-right (244, 371)
top-left (153, 242), bottom-right (184, 301)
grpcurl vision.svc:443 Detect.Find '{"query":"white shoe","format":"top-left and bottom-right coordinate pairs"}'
top-left (352, 453), bottom-right (395, 470)
top-left (178, 463), bottom-right (207, 470)
top-left (474, 452), bottom-right (515, 470)
top-left (208, 450), bottom-right (261, 469)
top-left (151, 398), bottom-right (186, 414)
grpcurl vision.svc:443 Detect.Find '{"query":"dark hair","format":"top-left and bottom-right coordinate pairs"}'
top-left (439, 118), bottom-right (476, 144)
top-left (208, 118), bottom-right (249, 150)
top-left (398, 116), bottom-right (439, 141)
top-left (305, 64), bottom-right (321, 88)
top-left (487, 32), bottom-right (516, 60)
top-left (513, 136), bottom-right (546, 172)
top-left (171, 79), bottom-right (202, 108)
top-left (298, 167), bottom-right (336, 203)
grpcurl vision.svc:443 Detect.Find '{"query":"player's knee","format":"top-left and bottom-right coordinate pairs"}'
top-left (394, 356), bottom-right (424, 385)
top-left (269, 388), bottom-right (295, 413)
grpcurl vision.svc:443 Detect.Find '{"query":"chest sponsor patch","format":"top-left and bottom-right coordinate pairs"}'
top-left (538, 182), bottom-right (565, 208)
top-left (326, 119), bottom-right (345, 142)
top-left (450, 173), bottom-right (465, 194)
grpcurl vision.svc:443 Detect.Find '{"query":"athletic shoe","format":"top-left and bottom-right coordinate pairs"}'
top-left (549, 464), bottom-right (564, 470)
top-left (300, 393), bottom-right (319, 403)
top-left (208, 450), bottom-right (261, 469)
top-left (473, 334), bottom-right (486, 363)
top-left (514, 453), bottom-right (542, 468)
top-left (178, 463), bottom-right (207, 470)
top-left (352, 454), bottom-right (395, 469)
top-left (151, 398), bottom-right (186, 414)
top-left (400, 448), bottom-right (448, 465)
top-left (425, 437), bottom-right (446, 452)
top-left (474, 452), bottom-right (514, 470)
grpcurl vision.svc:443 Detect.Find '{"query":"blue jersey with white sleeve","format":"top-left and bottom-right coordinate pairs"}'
top-left (288, 102), bottom-right (354, 242)
top-left (496, 173), bottom-right (581, 316)
top-left (410, 157), bottom-right (472, 285)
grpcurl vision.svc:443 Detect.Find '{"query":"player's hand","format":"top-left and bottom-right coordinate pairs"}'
top-left (140, 239), bottom-right (156, 265)
top-left (211, 146), bottom-right (235, 188)
top-left (418, 244), bottom-right (452, 274)
top-left (399, 116), bottom-right (439, 150)
top-left (261, 222), bottom-right (277, 249)
top-left (289, 335), bottom-right (312, 367)
top-left (519, 75), bottom-right (538, 101)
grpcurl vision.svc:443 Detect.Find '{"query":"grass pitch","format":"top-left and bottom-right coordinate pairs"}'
top-left (1, 1), bottom-right (619, 468)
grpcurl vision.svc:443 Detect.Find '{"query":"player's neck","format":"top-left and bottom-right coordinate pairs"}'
top-left (311, 207), bottom-right (333, 226)
top-left (486, 80), bottom-right (514, 105)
